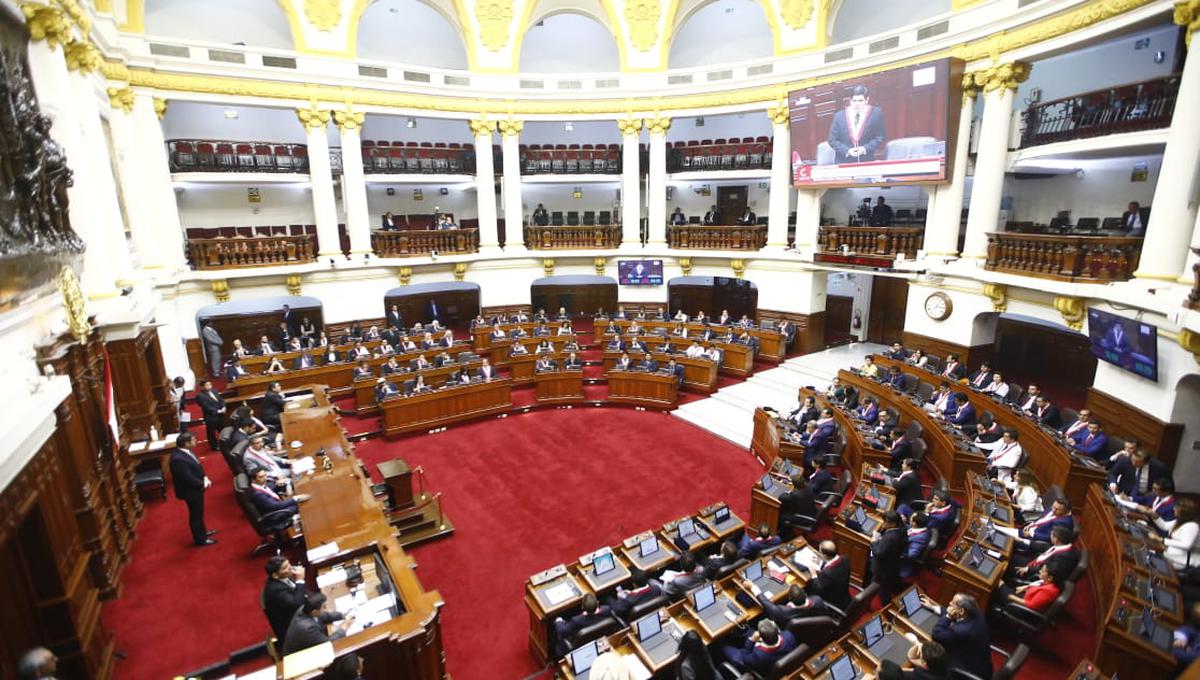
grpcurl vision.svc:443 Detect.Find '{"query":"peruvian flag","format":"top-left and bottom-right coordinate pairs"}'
top-left (102, 347), bottom-right (120, 447)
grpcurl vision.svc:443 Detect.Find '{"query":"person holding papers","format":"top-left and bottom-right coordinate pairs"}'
top-left (1133, 478), bottom-right (1178, 531)
top-left (282, 593), bottom-right (353, 655)
top-left (800, 540), bottom-right (851, 611)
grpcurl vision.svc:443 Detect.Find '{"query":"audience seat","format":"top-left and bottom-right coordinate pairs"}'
top-left (722, 643), bottom-right (811, 680)
top-left (993, 580), bottom-right (1075, 639)
top-left (558, 613), bottom-right (622, 660)
top-left (233, 472), bottom-right (296, 557)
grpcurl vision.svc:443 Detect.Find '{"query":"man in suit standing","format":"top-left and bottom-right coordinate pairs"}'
top-left (281, 304), bottom-right (296, 337)
top-left (891, 458), bottom-right (923, 509)
top-left (195, 380), bottom-right (226, 451)
top-left (169, 432), bottom-right (215, 546)
top-left (801, 540), bottom-right (851, 611)
top-left (427, 299), bottom-right (441, 323)
top-left (387, 304), bottom-right (404, 330)
top-left (262, 555), bottom-right (307, 643)
top-left (900, 513), bottom-right (932, 580)
top-left (201, 323), bottom-right (224, 376)
top-left (282, 593), bottom-right (352, 655)
top-left (826, 86), bottom-right (886, 163)
top-left (777, 475), bottom-right (817, 538)
top-left (260, 381), bottom-right (286, 431)
top-left (870, 511), bottom-right (907, 603)
top-left (926, 593), bottom-right (992, 680)
top-left (665, 357), bottom-right (684, 386)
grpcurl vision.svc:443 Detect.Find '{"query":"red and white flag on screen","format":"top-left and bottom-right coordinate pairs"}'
top-left (102, 347), bottom-right (120, 447)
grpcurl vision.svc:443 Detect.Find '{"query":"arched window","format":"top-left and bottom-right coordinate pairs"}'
top-left (669, 0), bottom-right (772, 69)
top-left (144, 0), bottom-right (292, 50)
top-left (356, 0), bottom-right (469, 69)
top-left (520, 13), bottom-right (619, 73)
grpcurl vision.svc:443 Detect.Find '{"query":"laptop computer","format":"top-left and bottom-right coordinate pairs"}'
top-left (569, 640), bottom-right (599, 679)
top-left (828, 654), bottom-right (857, 680)
top-left (634, 612), bottom-right (681, 665)
top-left (1139, 607), bottom-right (1173, 650)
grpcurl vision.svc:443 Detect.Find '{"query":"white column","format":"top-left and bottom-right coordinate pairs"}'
top-left (766, 107), bottom-right (792, 249)
top-left (334, 111), bottom-right (371, 255)
top-left (1136, 39), bottom-right (1200, 280)
top-left (136, 96), bottom-right (187, 271)
top-left (1184, 210), bottom-right (1200, 285)
top-left (109, 90), bottom-right (160, 269)
top-left (925, 87), bottom-right (977, 257)
top-left (297, 108), bottom-right (341, 258)
top-left (793, 189), bottom-right (823, 254)
top-left (470, 119), bottom-right (499, 251)
top-left (646, 117), bottom-right (670, 246)
top-left (499, 120), bottom-right (526, 251)
top-left (962, 63), bottom-right (1029, 259)
top-left (618, 118), bottom-right (643, 248)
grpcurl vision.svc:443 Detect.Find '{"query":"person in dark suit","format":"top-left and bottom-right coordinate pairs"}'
top-left (1121, 201), bottom-right (1147, 236)
top-left (248, 469), bottom-right (302, 531)
top-left (534, 356), bottom-right (556, 373)
top-left (885, 365), bottom-right (906, 390)
top-left (787, 396), bottom-right (819, 429)
top-left (1007, 525), bottom-right (1079, 584)
top-left (870, 511), bottom-right (907, 602)
top-left (887, 429), bottom-right (913, 471)
top-left (738, 523), bottom-right (782, 559)
top-left (639, 355), bottom-right (659, 372)
top-left (751, 584), bottom-right (826, 626)
top-left (201, 323), bottom-right (224, 376)
top-left (629, 337), bottom-right (650, 354)
top-left (374, 378), bottom-right (399, 403)
top-left (925, 491), bottom-right (958, 533)
top-left (946, 394), bottom-right (976, 429)
top-left (967, 362), bottom-right (993, 390)
top-left (891, 458), bottom-right (923, 509)
top-left (282, 593), bottom-right (351, 655)
top-left (195, 380), bottom-right (226, 451)
top-left (381, 357), bottom-right (403, 375)
top-left (798, 421), bottom-right (832, 467)
top-left (605, 568), bottom-right (661, 620)
top-left (225, 357), bottom-right (248, 383)
top-left (676, 630), bottom-right (720, 680)
top-left (878, 641), bottom-right (950, 680)
top-left (260, 381), bottom-right (286, 431)
top-left (827, 85), bottom-right (886, 163)
top-left (802, 540), bottom-right (851, 612)
top-left (665, 358), bottom-right (684, 386)
top-left (703, 205), bottom-right (721, 225)
top-left (662, 552), bottom-right (708, 600)
top-left (169, 432), bottom-right (215, 546)
top-left (1068, 420), bottom-right (1109, 460)
top-left (1031, 395), bottom-right (1062, 428)
top-left (703, 540), bottom-right (740, 580)
top-left (427, 299), bottom-right (441, 323)
top-left (805, 459), bottom-right (834, 497)
top-left (608, 335), bottom-right (627, 352)
top-left (615, 352), bottom-right (634, 371)
top-left (476, 358), bottom-right (497, 381)
top-left (778, 476), bottom-right (817, 537)
top-left (387, 304), bottom-right (404, 329)
top-left (532, 204), bottom-right (550, 226)
top-left (281, 304), bottom-right (296, 335)
top-left (1015, 498), bottom-right (1076, 552)
top-left (381, 211), bottom-right (398, 230)
top-left (322, 347), bottom-right (341, 364)
top-left (721, 619), bottom-right (796, 675)
top-left (669, 207), bottom-right (687, 225)
top-left (736, 208), bottom-right (757, 226)
top-left (869, 197), bottom-right (894, 227)
top-left (262, 555), bottom-right (307, 643)
top-left (940, 354), bottom-right (966, 381)
top-left (1109, 449), bottom-right (1170, 498)
top-left (926, 593), bottom-right (992, 679)
top-left (553, 593), bottom-right (611, 657)
top-left (884, 342), bottom-right (910, 360)
top-left (562, 352), bottom-right (582, 370)
top-left (900, 512), bottom-right (932, 580)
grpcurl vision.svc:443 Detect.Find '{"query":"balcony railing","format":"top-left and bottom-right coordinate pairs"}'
top-left (524, 224), bottom-right (622, 250)
top-left (667, 225), bottom-right (767, 250)
top-left (168, 140), bottom-right (309, 173)
top-left (371, 229), bottom-right (478, 257)
top-left (985, 232), bottom-right (1143, 282)
top-left (818, 226), bottom-right (924, 257)
top-left (186, 235), bottom-right (317, 270)
top-left (1020, 75), bottom-right (1179, 149)
top-left (520, 146), bottom-right (621, 175)
top-left (667, 137), bottom-right (772, 173)
top-left (363, 143), bottom-right (475, 174)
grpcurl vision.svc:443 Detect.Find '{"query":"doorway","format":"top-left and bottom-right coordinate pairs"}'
top-left (867, 276), bottom-right (908, 344)
top-left (717, 186), bottom-right (748, 224)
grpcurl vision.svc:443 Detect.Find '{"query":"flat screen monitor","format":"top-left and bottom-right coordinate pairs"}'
top-left (569, 640), bottom-right (598, 674)
top-left (829, 654), bottom-right (856, 680)
top-left (618, 260), bottom-right (664, 286)
top-left (853, 506), bottom-right (868, 527)
top-left (678, 518), bottom-right (697, 537)
top-left (639, 535), bottom-right (659, 558)
top-left (1087, 308), bottom-right (1158, 382)
top-left (714, 506), bottom-right (731, 524)
top-left (761, 474), bottom-right (774, 492)
top-left (901, 588), bottom-right (922, 617)
top-left (788, 58), bottom-right (958, 188)
top-left (691, 583), bottom-right (716, 612)
top-left (635, 612), bottom-right (662, 642)
top-left (1142, 606), bottom-right (1156, 639)
top-left (969, 542), bottom-right (985, 566)
top-left (862, 615), bottom-right (884, 647)
top-left (743, 560), bottom-right (763, 582)
top-left (592, 552), bottom-right (615, 576)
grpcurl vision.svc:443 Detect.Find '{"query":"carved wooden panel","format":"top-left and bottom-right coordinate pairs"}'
top-left (1086, 387), bottom-right (1185, 469)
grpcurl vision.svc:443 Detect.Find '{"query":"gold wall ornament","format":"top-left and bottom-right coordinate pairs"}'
top-left (64, 40), bottom-right (101, 73)
top-left (332, 109), bottom-right (364, 131)
top-left (453, 262), bottom-right (468, 281)
top-left (542, 258), bottom-right (555, 277)
top-left (731, 258), bottom-right (746, 278)
top-left (1177, 0), bottom-right (1200, 47)
top-left (304, 0), bottom-right (342, 31)
top-left (781, 0), bottom-right (815, 30)
top-left (398, 266), bottom-right (413, 285)
top-left (106, 86), bottom-right (135, 113)
top-left (99, 59), bottom-right (130, 82)
top-left (679, 257), bottom-right (692, 275)
top-left (285, 274), bottom-right (302, 296)
top-left (497, 118), bottom-right (523, 137)
top-left (973, 61), bottom-right (1031, 93)
top-left (766, 105), bottom-right (789, 125)
top-left (54, 0), bottom-right (90, 33)
top-left (476, 0), bottom-right (514, 51)
top-left (624, 0), bottom-right (662, 51)
top-left (616, 117), bottom-right (643, 136)
top-left (1053, 295), bottom-right (1085, 331)
top-left (153, 97), bottom-right (168, 120)
top-left (211, 279), bottom-right (230, 303)
top-left (1179, 328), bottom-right (1200, 357)
top-left (296, 106), bottom-right (330, 130)
top-left (953, 0), bottom-right (1154, 62)
top-left (960, 72), bottom-right (980, 104)
top-left (982, 283), bottom-right (1007, 312)
top-left (468, 118), bottom-right (496, 137)
top-left (593, 257), bottom-right (606, 276)
top-left (20, 3), bottom-right (72, 49)
top-left (57, 266), bottom-right (92, 342)
top-left (646, 116), bottom-right (671, 135)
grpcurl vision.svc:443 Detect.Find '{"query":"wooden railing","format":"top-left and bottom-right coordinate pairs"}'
top-left (666, 225), bottom-right (767, 250)
top-left (167, 139), bottom-right (309, 173)
top-left (1020, 75), bottom-right (1179, 148)
top-left (523, 224), bottom-right (622, 250)
top-left (371, 229), bottom-right (478, 257)
top-left (985, 232), bottom-right (1143, 282)
top-left (818, 226), bottom-right (924, 257)
top-left (186, 235), bottom-right (316, 270)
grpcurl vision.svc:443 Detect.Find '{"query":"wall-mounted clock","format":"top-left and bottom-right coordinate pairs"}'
top-left (924, 292), bottom-right (953, 321)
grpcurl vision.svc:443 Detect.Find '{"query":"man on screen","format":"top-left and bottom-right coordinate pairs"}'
top-left (827, 85), bottom-right (886, 164)
top-left (632, 261), bottom-right (648, 281)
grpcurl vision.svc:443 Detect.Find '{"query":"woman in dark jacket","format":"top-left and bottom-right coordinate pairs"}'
top-left (676, 630), bottom-right (719, 680)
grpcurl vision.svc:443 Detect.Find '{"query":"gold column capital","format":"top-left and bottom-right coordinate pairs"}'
top-left (498, 119), bottom-right (523, 137)
top-left (1053, 295), bottom-right (1085, 331)
top-left (972, 62), bottom-right (1032, 94)
top-left (153, 97), bottom-right (168, 120)
top-left (57, 266), bottom-right (92, 342)
top-left (616, 117), bottom-right (643, 136)
top-left (453, 262), bottom-right (468, 281)
top-left (982, 283), bottom-right (1007, 312)
top-left (296, 107), bottom-right (330, 131)
top-left (593, 257), bottom-right (606, 276)
top-left (20, 3), bottom-right (72, 49)
top-left (64, 39), bottom-right (101, 73)
top-left (398, 267), bottom-right (413, 286)
top-left (211, 279), bottom-right (230, 303)
top-left (332, 109), bottom-right (364, 131)
top-left (542, 258), bottom-right (555, 277)
top-left (468, 118), bottom-right (497, 137)
top-left (679, 257), bottom-right (692, 276)
top-left (106, 87), bottom-right (134, 113)
top-left (646, 116), bottom-right (672, 135)
top-left (766, 105), bottom-right (789, 125)
top-left (1177, 0), bottom-right (1200, 47)
top-left (285, 275), bottom-right (302, 296)
top-left (960, 73), bottom-right (980, 104)
top-left (730, 258), bottom-right (746, 279)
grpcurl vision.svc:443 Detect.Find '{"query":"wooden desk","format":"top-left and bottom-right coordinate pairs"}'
top-left (534, 369), bottom-right (586, 404)
top-left (830, 503), bottom-right (885, 587)
top-left (873, 355), bottom-right (1107, 507)
top-left (605, 370), bottom-right (678, 409)
top-left (602, 319), bottom-right (786, 362)
top-left (279, 386), bottom-right (447, 680)
top-left (601, 351), bottom-right (718, 393)
top-left (524, 569), bottom-right (586, 665)
top-left (352, 360), bottom-right (482, 414)
top-left (230, 343), bottom-right (473, 397)
top-left (660, 514), bottom-right (718, 554)
top-left (618, 531), bottom-right (680, 573)
top-left (697, 502), bottom-right (746, 541)
top-left (556, 632), bottom-right (653, 680)
top-left (597, 333), bottom-right (755, 376)
top-left (379, 378), bottom-right (513, 437)
top-left (489, 337), bottom-right (579, 368)
top-left (937, 472), bottom-right (1009, 609)
top-left (472, 322), bottom-right (541, 349)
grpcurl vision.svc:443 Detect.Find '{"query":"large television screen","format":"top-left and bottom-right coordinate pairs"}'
top-left (618, 260), bottom-right (663, 285)
top-left (788, 58), bottom-right (961, 187)
top-left (1087, 308), bottom-right (1158, 382)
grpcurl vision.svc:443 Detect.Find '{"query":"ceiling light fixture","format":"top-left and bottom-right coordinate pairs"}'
top-left (564, 122), bottom-right (574, 132)
top-left (224, 109), bottom-right (238, 119)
